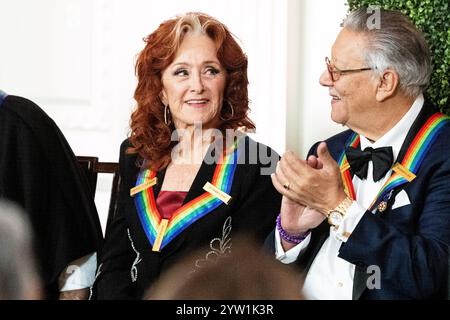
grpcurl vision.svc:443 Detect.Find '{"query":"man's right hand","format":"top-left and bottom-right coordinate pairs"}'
top-left (277, 155), bottom-right (326, 250)
top-left (280, 196), bottom-right (325, 235)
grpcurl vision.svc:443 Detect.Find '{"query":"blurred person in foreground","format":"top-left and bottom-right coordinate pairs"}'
top-left (146, 237), bottom-right (303, 300)
top-left (92, 12), bottom-right (281, 299)
top-left (0, 200), bottom-right (42, 299)
top-left (0, 90), bottom-right (103, 299)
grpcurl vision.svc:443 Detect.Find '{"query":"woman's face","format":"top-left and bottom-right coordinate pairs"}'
top-left (161, 33), bottom-right (227, 130)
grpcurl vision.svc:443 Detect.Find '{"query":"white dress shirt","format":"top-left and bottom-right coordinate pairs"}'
top-left (276, 94), bottom-right (425, 299)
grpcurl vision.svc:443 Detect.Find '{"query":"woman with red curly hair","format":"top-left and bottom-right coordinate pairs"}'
top-left (92, 12), bottom-right (281, 299)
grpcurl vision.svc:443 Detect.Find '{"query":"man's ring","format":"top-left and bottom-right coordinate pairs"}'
top-left (283, 182), bottom-right (290, 191)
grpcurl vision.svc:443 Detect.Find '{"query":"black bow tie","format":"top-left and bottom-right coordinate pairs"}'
top-left (345, 146), bottom-right (394, 182)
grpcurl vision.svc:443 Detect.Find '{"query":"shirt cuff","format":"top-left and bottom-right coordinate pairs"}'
top-left (331, 201), bottom-right (367, 242)
top-left (58, 252), bottom-right (97, 291)
top-left (275, 228), bottom-right (311, 264)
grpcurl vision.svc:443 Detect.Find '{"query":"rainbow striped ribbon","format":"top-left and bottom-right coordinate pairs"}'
top-left (134, 143), bottom-right (239, 251)
top-left (338, 112), bottom-right (449, 211)
top-left (338, 134), bottom-right (360, 200)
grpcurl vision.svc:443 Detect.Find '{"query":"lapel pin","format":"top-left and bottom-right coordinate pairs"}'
top-left (130, 177), bottom-right (158, 197)
top-left (378, 201), bottom-right (388, 213)
top-left (203, 182), bottom-right (232, 205)
top-left (392, 163), bottom-right (416, 182)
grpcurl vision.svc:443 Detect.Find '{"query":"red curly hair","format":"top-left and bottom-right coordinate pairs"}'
top-left (129, 12), bottom-right (255, 171)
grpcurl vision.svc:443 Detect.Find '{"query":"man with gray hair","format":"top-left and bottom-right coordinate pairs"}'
top-left (0, 200), bottom-right (42, 299)
top-left (268, 7), bottom-right (449, 299)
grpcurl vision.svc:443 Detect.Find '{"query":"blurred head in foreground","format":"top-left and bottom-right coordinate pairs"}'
top-left (0, 200), bottom-right (42, 299)
top-left (146, 237), bottom-right (303, 300)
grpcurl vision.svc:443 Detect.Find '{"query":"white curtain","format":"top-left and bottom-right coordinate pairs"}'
top-left (0, 0), bottom-right (288, 230)
top-left (0, 0), bottom-right (349, 231)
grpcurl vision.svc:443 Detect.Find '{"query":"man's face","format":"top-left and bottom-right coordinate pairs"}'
top-left (319, 28), bottom-right (379, 131)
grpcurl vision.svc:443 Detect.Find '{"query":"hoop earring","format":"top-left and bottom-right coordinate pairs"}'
top-left (164, 105), bottom-right (171, 125)
top-left (219, 101), bottom-right (235, 121)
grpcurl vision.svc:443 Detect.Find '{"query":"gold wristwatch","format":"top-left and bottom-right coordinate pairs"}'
top-left (326, 197), bottom-right (353, 228)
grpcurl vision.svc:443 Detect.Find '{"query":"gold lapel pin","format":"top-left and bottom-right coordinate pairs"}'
top-left (203, 182), bottom-right (232, 205)
top-left (130, 177), bottom-right (158, 197)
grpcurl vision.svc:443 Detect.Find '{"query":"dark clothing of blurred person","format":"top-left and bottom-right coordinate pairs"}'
top-left (0, 91), bottom-right (103, 298)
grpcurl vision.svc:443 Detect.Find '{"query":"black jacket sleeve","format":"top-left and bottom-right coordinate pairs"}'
top-left (233, 138), bottom-right (281, 243)
top-left (92, 140), bottom-right (137, 299)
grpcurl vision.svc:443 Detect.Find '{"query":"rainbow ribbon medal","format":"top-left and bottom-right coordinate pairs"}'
top-left (338, 113), bottom-right (449, 211)
top-left (338, 134), bottom-right (360, 201)
top-left (133, 142), bottom-right (239, 252)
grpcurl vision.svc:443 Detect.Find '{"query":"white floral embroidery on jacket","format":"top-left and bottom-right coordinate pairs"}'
top-left (127, 229), bottom-right (142, 282)
top-left (193, 216), bottom-right (232, 271)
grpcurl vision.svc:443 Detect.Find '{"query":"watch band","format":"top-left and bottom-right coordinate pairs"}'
top-left (327, 196), bottom-right (353, 218)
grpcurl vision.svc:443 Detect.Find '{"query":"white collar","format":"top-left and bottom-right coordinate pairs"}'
top-left (360, 94), bottom-right (424, 162)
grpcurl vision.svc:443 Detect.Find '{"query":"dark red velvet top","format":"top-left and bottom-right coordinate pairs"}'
top-left (156, 191), bottom-right (188, 219)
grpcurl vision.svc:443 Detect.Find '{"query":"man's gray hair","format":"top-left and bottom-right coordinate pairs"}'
top-left (343, 7), bottom-right (431, 98)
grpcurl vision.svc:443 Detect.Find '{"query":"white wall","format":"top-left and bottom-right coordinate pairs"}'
top-left (0, 0), bottom-right (288, 155)
top-left (0, 0), bottom-right (348, 231)
top-left (287, 0), bottom-right (348, 157)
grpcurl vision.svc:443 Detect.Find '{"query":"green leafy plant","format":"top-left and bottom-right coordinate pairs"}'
top-left (347, 0), bottom-right (450, 114)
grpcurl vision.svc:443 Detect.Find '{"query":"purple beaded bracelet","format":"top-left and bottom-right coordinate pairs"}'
top-left (276, 214), bottom-right (310, 244)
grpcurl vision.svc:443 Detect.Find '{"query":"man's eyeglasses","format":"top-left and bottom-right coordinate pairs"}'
top-left (325, 57), bottom-right (372, 82)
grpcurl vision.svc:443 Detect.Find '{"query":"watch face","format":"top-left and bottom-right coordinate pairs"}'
top-left (328, 211), bottom-right (343, 226)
